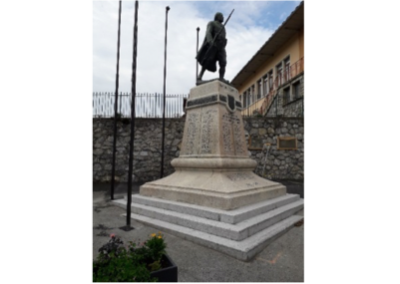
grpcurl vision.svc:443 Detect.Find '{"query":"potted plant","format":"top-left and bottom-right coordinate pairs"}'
top-left (93, 233), bottom-right (177, 282)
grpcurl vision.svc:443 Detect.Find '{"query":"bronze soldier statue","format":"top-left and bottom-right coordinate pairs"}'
top-left (196, 12), bottom-right (228, 83)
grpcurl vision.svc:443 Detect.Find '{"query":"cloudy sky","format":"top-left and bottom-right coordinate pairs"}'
top-left (93, 0), bottom-right (302, 94)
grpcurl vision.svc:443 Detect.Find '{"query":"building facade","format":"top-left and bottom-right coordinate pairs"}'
top-left (231, 1), bottom-right (304, 118)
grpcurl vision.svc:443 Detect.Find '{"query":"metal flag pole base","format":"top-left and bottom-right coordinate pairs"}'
top-left (119, 225), bottom-right (135, 231)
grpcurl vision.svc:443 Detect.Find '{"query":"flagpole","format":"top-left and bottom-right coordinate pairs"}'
top-left (196, 27), bottom-right (199, 83)
top-left (122, 0), bottom-right (139, 231)
top-left (111, 0), bottom-right (122, 200)
top-left (160, 6), bottom-right (170, 178)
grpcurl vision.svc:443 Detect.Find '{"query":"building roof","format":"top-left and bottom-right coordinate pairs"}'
top-left (230, 1), bottom-right (304, 89)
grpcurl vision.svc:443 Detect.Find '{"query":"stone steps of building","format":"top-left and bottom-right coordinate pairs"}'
top-left (125, 193), bottom-right (300, 224)
top-left (114, 195), bottom-right (303, 241)
top-left (122, 210), bottom-right (303, 261)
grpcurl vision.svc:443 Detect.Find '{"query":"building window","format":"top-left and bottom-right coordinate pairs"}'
top-left (263, 75), bottom-right (268, 97)
top-left (283, 87), bottom-right (290, 105)
top-left (269, 70), bottom-right (273, 91)
top-left (257, 80), bottom-right (262, 100)
top-left (276, 63), bottom-right (283, 86)
top-left (242, 91), bottom-right (248, 108)
top-left (293, 81), bottom-right (301, 99)
top-left (244, 90), bottom-right (248, 107)
top-left (284, 57), bottom-right (290, 83)
top-left (250, 85), bottom-right (256, 104)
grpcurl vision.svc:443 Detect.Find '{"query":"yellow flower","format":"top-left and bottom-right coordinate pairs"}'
top-left (157, 236), bottom-right (162, 239)
top-left (150, 233), bottom-right (156, 237)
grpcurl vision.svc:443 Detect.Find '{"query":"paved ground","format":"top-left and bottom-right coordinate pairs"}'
top-left (93, 183), bottom-right (304, 282)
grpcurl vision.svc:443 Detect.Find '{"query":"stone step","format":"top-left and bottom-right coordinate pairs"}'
top-left (125, 193), bottom-right (300, 224)
top-left (114, 197), bottom-right (303, 241)
top-left (122, 211), bottom-right (303, 261)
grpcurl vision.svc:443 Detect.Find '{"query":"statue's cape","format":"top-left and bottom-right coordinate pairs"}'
top-left (196, 42), bottom-right (217, 72)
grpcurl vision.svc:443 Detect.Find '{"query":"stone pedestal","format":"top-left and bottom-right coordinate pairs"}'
top-left (118, 79), bottom-right (303, 261)
top-left (140, 80), bottom-right (286, 210)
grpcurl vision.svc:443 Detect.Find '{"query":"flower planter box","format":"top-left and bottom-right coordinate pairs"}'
top-left (150, 254), bottom-right (178, 282)
top-left (91, 255), bottom-right (178, 284)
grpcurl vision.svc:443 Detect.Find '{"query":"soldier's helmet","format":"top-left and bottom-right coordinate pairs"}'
top-left (214, 12), bottom-right (224, 23)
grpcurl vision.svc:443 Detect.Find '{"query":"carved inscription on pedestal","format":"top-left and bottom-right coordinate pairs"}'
top-left (182, 111), bottom-right (199, 155)
top-left (222, 112), bottom-right (247, 156)
top-left (200, 109), bottom-right (217, 154)
top-left (232, 113), bottom-right (247, 156)
top-left (221, 113), bottom-right (234, 155)
top-left (226, 172), bottom-right (254, 181)
top-left (226, 172), bottom-right (259, 187)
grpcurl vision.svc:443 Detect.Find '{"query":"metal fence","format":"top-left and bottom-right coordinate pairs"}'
top-left (93, 92), bottom-right (188, 118)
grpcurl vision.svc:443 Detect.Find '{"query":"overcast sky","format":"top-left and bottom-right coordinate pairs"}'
top-left (93, 0), bottom-right (302, 94)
